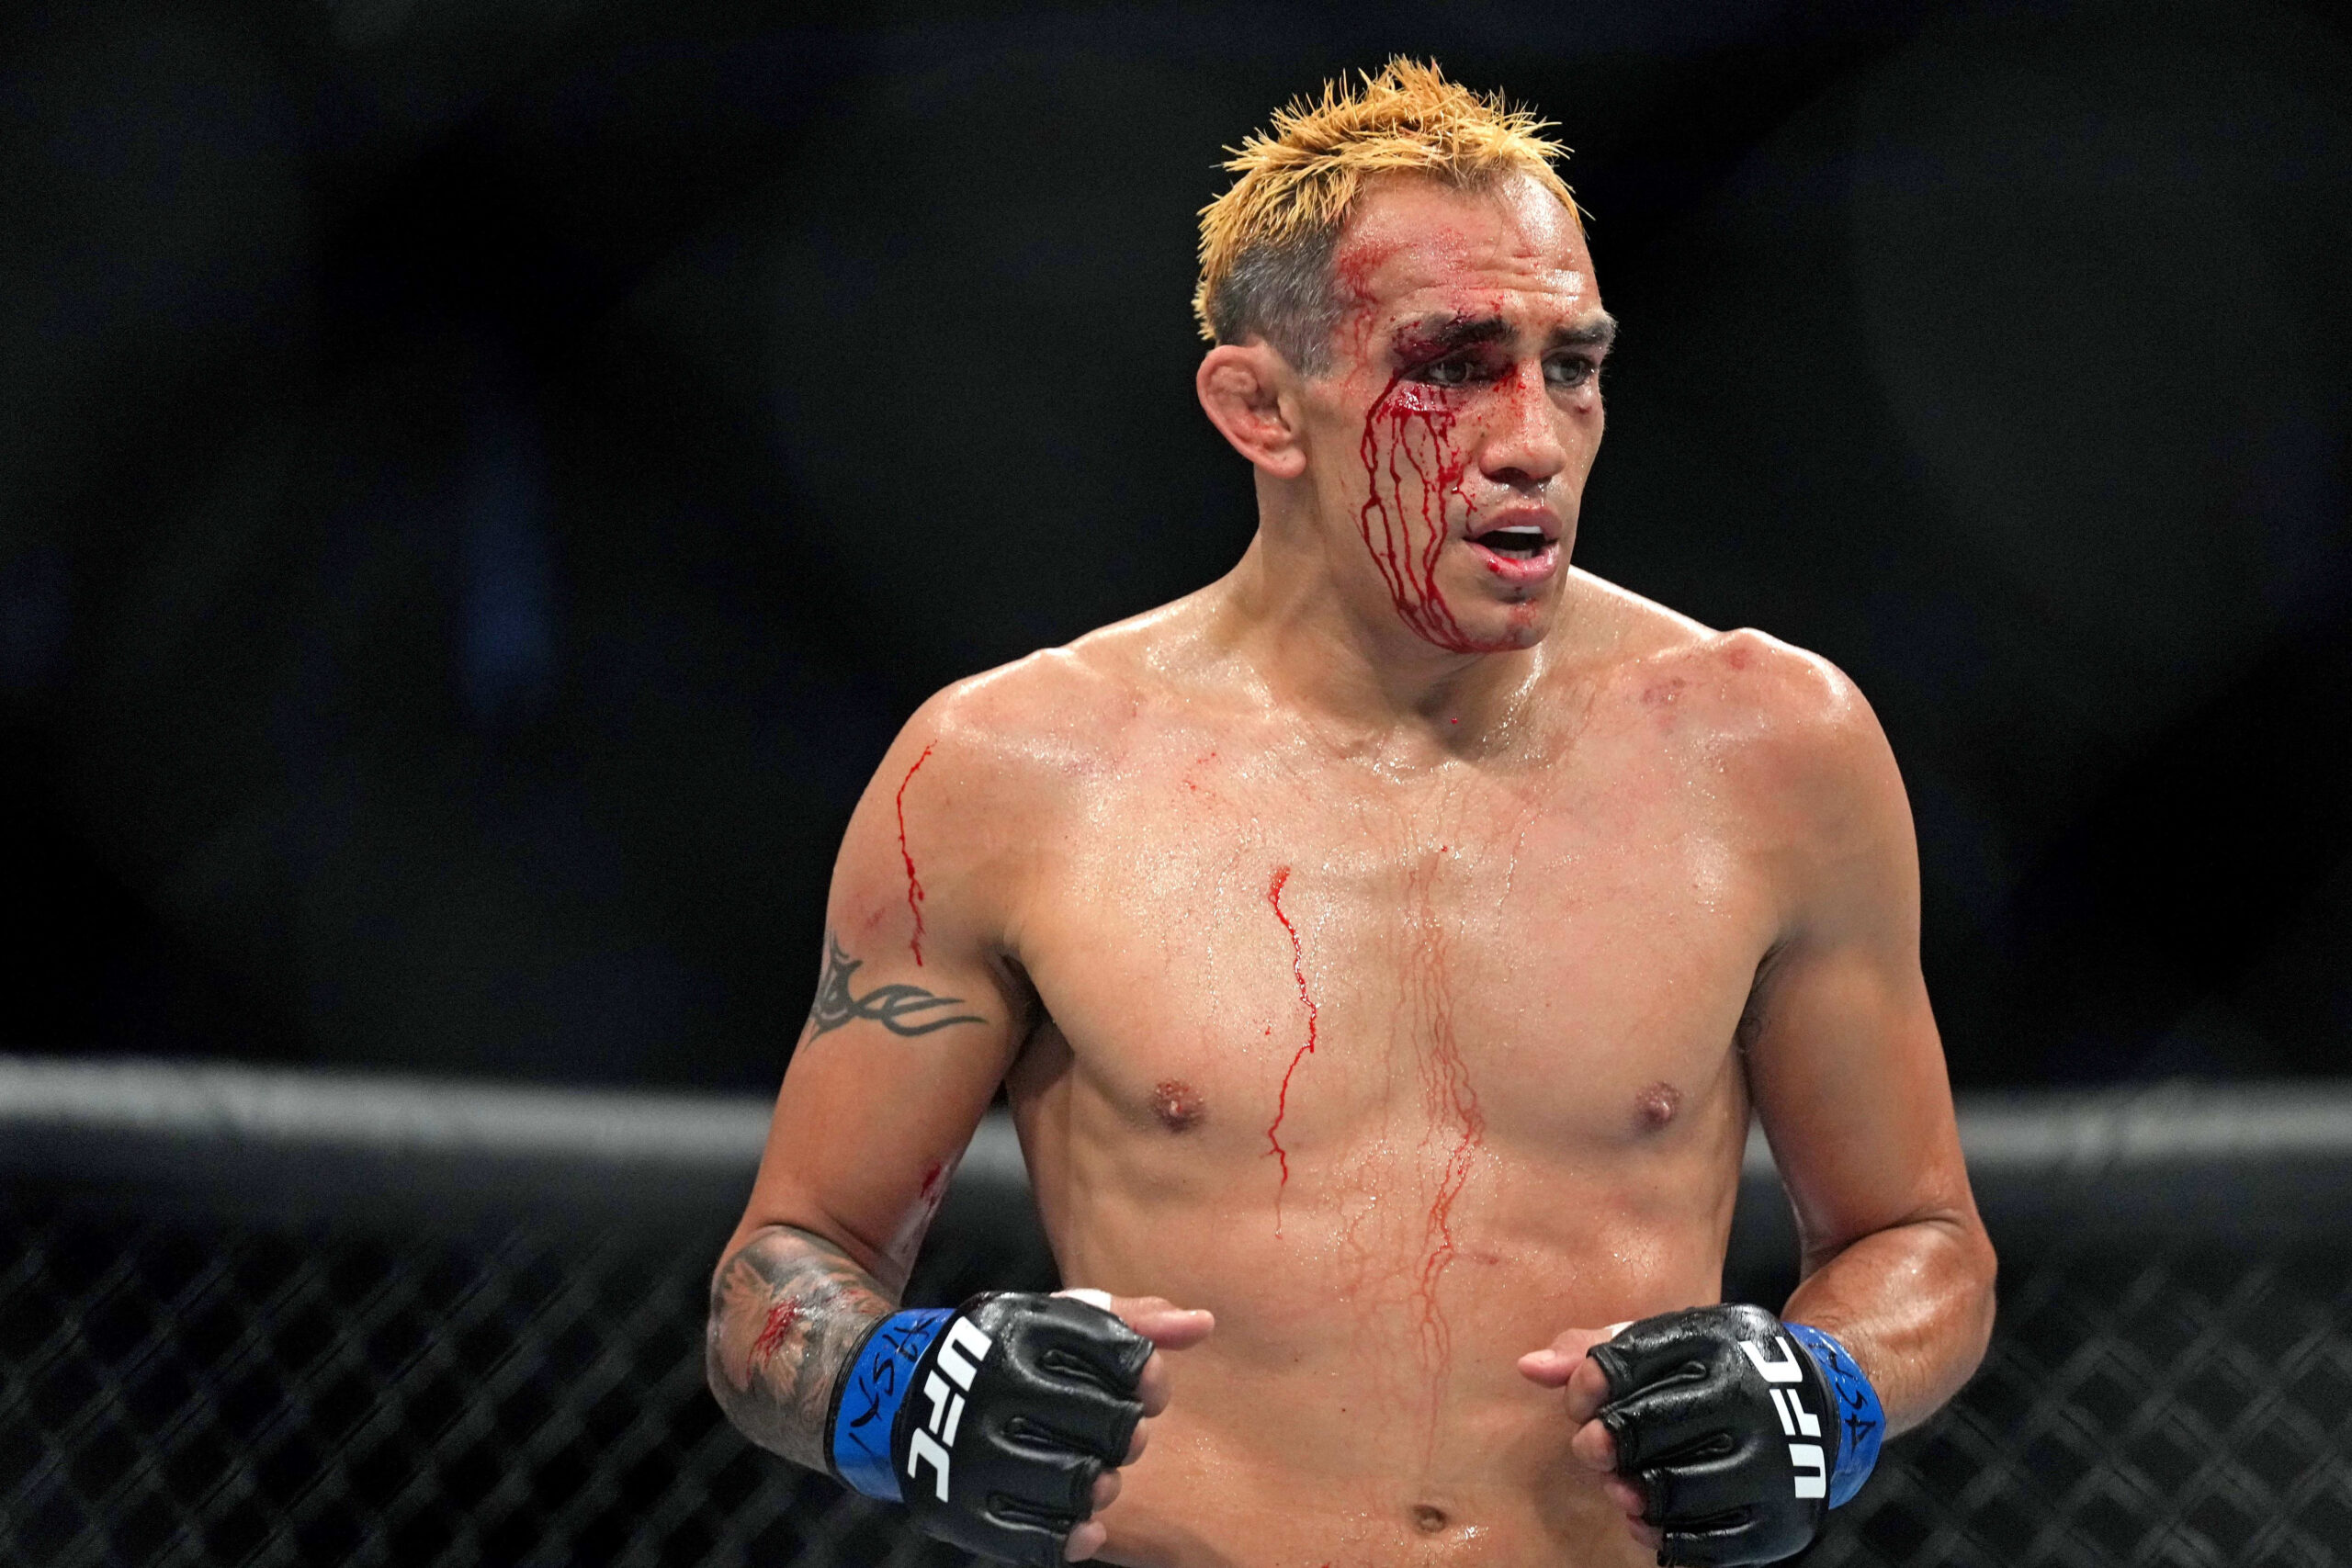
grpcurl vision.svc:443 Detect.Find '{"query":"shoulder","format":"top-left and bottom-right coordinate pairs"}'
top-left (885, 596), bottom-right (1204, 808)
top-left (886, 655), bottom-right (1124, 833)
top-left (1579, 592), bottom-right (1917, 947)
top-left (1645, 629), bottom-right (1873, 759)
top-left (826, 633), bottom-right (1159, 956)
top-left (1565, 575), bottom-right (1894, 825)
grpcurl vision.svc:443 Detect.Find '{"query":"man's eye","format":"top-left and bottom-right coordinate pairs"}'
top-left (1415, 356), bottom-right (1473, 387)
top-left (1547, 355), bottom-right (1597, 389)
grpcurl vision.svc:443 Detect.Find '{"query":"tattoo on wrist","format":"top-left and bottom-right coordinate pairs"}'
top-left (707, 1226), bottom-right (893, 1470)
top-left (804, 932), bottom-right (987, 1040)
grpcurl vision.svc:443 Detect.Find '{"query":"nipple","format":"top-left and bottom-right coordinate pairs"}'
top-left (1152, 1078), bottom-right (1206, 1134)
top-left (1636, 1080), bottom-right (1682, 1131)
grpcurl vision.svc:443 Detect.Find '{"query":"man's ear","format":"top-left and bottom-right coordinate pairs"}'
top-left (1195, 342), bottom-right (1308, 479)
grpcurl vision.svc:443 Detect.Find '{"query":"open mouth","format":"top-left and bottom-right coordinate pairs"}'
top-left (1473, 525), bottom-right (1552, 558)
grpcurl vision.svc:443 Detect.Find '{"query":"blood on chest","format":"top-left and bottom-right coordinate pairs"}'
top-left (1029, 825), bottom-right (1764, 1196)
top-left (1015, 798), bottom-right (1761, 1401)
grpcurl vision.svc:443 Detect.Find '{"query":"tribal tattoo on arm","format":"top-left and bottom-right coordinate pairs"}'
top-left (803, 932), bottom-right (987, 1041)
top-left (706, 1225), bottom-right (896, 1471)
top-left (718, 937), bottom-right (987, 1465)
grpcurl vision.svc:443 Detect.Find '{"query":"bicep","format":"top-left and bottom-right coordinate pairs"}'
top-left (729, 723), bottom-right (1034, 1290)
top-left (1744, 704), bottom-right (1975, 1271)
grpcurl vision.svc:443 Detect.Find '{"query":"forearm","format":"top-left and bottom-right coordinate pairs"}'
top-left (706, 1224), bottom-right (896, 1471)
top-left (1779, 1213), bottom-right (1996, 1434)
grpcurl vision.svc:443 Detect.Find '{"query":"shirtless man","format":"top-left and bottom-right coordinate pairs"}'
top-left (707, 61), bottom-right (1996, 1568)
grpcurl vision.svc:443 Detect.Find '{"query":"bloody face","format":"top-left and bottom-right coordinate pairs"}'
top-left (1298, 175), bottom-right (1612, 656)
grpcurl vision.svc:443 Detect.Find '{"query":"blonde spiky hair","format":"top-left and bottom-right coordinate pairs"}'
top-left (1193, 59), bottom-right (1577, 372)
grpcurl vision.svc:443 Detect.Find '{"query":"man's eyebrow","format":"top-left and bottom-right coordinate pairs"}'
top-left (1390, 311), bottom-right (1619, 360)
top-left (1548, 311), bottom-right (1619, 352)
top-left (1392, 314), bottom-right (1512, 358)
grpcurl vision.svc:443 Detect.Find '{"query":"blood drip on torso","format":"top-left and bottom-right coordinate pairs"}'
top-left (1406, 902), bottom-right (1485, 1374)
top-left (1261, 864), bottom-right (1320, 1235)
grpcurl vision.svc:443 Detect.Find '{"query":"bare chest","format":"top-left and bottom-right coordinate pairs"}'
top-left (1015, 729), bottom-right (1777, 1168)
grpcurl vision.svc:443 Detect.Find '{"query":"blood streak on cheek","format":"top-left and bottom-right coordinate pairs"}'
top-left (894, 742), bottom-right (936, 964)
top-left (1359, 369), bottom-right (1481, 653)
top-left (748, 1299), bottom-right (800, 1375)
top-left (1261, 865), bottom-right (1321, 1235)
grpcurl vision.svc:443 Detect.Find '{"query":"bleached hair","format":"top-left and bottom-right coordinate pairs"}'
top-left (1193, 59), bottom-right (1577, 375)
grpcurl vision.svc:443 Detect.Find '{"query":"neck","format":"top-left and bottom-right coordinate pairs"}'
top-left (1212, 522), bottom-right (1551, 754)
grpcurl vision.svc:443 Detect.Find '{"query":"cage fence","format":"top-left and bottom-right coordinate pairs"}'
top-left (4, 1059), bottom-right (2348, 1568)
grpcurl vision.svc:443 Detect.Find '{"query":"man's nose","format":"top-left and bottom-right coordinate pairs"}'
top-left (1479, 363), bottom-right (1568, 489)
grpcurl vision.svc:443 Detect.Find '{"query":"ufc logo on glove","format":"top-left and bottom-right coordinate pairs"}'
top-left (1737, 1336), bottom-right (1827, 1500)
top-left (827, 1292), bottom-right (1155, 1568)
top-left (907, 1316), bottom-right (996, 1498)
top-left (1591, 1305), bottom-right (1885, 1566)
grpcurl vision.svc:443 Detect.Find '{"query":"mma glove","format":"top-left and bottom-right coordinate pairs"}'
top-left (827, 1292), bottom-right (1154, 1567)
top-left (1589, 1304), bottom-right (1885, 1567)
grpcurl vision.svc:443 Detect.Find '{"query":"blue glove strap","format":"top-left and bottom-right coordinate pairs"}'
top-left (1785, 1323), bottom-right (1883, 1508)
top-left (830, 1308), bottom-right (952, 1502)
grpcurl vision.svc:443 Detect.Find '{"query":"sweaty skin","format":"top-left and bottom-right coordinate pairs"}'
top-left (711, 174), bottom-right (1996, 1567)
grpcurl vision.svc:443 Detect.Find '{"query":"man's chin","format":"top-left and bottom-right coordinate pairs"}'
top-left (1448, 598), bottom-right (1556, 654)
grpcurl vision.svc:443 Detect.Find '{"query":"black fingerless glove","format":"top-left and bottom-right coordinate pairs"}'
top-left (1589, 1304), bottom-right (1884, 1567)
top-left (827, 1292), bottom-right (1154, 1567)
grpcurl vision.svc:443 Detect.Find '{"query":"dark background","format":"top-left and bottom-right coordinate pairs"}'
top-left (4, 0), bottom-right (2347, 1091)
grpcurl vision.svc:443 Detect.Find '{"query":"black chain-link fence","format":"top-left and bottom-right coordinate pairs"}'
top-left (5, 1060), bottom-right (2348, 1567)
